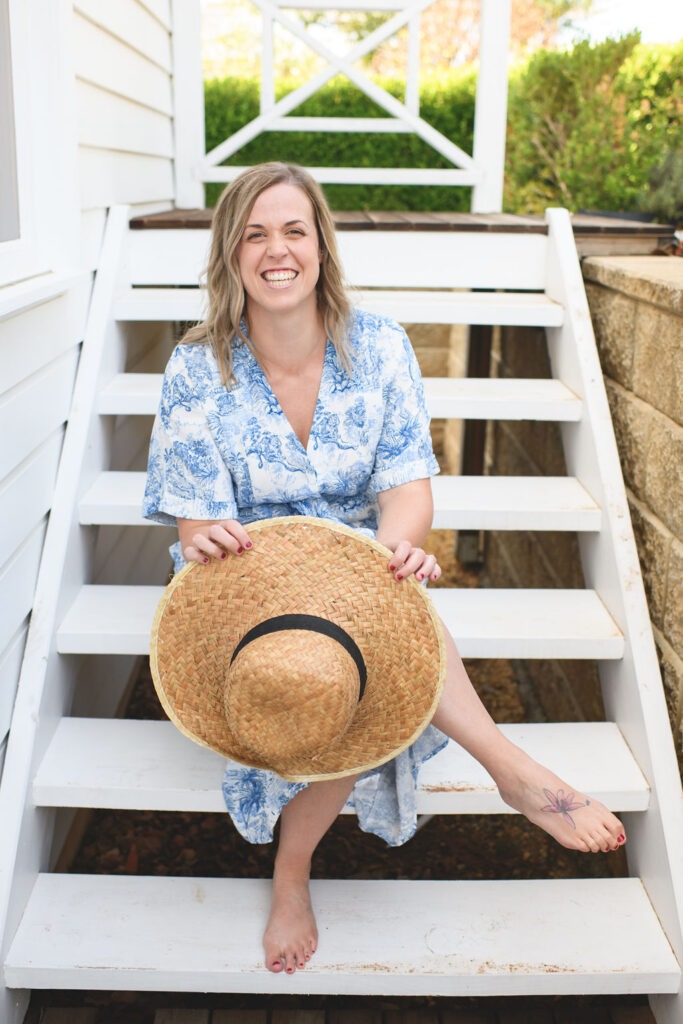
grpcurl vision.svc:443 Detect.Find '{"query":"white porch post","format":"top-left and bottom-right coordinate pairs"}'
top-left (471, 0), bottom-right (511, 213)
top-left (171, 0), bottom-right (205, 208)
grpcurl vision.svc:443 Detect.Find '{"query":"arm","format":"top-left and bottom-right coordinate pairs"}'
top-left (376, 479), bottom-right (441, 583)
top-left (177, 518), bottom-right (253, 565)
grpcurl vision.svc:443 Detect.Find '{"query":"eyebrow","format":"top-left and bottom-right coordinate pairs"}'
top-left (244, 219), bottom-right (308, 229)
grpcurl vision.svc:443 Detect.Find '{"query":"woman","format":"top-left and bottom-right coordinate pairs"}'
top-left (144, 162), bottom-right (626, 976)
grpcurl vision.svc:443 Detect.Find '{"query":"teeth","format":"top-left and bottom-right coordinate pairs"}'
top-left (263, 270), bottom-right (297, 282)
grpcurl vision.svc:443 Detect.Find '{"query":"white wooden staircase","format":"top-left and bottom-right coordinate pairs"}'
top-left (1, 206), bottom-right (682, 1023)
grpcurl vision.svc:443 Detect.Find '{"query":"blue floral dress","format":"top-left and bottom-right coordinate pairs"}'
top-left (143, 308), bottom-right (448, 846)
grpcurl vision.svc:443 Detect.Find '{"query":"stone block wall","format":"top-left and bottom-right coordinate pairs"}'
top-left (486, 256), bottom-right (683, 773)
top-left (583, 257), bottom-right (683, 773)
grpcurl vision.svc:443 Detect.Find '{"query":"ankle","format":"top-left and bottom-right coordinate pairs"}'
top-left (273, 853), bottom-right (312, 883)
top-left (480, 739), bottom-right (533, 791)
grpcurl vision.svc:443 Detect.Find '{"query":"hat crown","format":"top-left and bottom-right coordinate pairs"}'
top-left (224, 628), bottom-right (360, 770)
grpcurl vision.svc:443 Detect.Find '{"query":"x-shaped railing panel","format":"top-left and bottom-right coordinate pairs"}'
top-left (199, 0), bottom-right (479, 183)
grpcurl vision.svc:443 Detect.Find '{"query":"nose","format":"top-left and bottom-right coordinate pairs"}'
top-left (266, 233), bottom-right (288, 258)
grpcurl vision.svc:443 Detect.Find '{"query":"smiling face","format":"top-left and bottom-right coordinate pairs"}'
top-left (236, 183), bottom-right (322, 322)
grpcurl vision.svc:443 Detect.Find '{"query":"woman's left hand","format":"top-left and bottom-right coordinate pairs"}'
top-left (387, 540), bottom-right (441, 583)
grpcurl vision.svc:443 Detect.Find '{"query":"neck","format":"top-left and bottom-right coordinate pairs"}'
top-left (247, 306), bottom-right (325, 373)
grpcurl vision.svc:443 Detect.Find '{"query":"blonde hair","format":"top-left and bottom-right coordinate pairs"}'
top-left (182, 163), bottom-right (352, 385)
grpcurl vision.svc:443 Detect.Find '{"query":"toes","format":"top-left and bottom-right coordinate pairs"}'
top-left (267, 957), bottom-right (284, 973)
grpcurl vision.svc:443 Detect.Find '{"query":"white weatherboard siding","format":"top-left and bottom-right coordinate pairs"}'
top-left (73, 2), bottom-right (175, 270)
top-left (0, 276), bottom-right (88, 775)
top-left (0, 0), bottom-right (180, 784)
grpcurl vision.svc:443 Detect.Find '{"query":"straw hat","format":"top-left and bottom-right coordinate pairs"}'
top-left (150, 516), bottom-right (446, 782)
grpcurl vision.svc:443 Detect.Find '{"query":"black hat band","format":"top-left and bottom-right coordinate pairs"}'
top-left (230, 613), bottom-right (367, 700)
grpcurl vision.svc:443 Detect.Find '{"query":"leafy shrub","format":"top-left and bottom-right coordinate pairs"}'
top-left (505, 35), bottom-right (683, 215)
top-left (203, 38), bottom-right (683, 216)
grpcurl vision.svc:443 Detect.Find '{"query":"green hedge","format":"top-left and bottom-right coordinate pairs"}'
top-left (204, 36), bottom-right (683, 217)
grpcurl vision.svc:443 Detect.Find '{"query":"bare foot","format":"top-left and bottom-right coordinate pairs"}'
top-left (263, 870), bottom-right (318, 974)
top-left (496, 752), bottom-right (626, 853)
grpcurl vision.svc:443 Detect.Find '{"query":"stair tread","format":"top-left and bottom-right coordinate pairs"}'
top-left (6, 875), bottom-right (678, 995)
top-left (79, 472), bottom-right (601, 532)
top-left (97, 373), bottom-right (583, 422)
top-left (33, 718), bottom-right (649, 813)
top-left (114, 286), bottom-right (565, 327)
top-left (56, 585), bottom-right (624, 659)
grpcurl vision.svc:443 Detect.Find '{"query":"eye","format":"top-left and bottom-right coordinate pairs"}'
top-left (245, 230), bottom-right (265, 242)
top-left (287, 227), bottom-right (304, 236)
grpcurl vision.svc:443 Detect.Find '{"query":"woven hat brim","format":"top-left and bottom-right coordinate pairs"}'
top-left (150, 516), bottom-right (446, 782)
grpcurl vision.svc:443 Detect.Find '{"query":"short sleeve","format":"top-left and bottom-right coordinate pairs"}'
top-left (370, 321), bottom-right (440, 493)
top-left (142, 345), bottom-right (239, 526)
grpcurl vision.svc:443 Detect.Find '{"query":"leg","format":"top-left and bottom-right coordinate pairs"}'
top-left (264, 773), bottom-right (358, 974)
top-left (432, 625), bottom-right (626, 854)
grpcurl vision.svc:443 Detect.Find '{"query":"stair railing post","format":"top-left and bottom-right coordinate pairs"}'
top-left (171, 0), bottom-right (205, 209)
top-left (471, 0), bottom-right (511, 213)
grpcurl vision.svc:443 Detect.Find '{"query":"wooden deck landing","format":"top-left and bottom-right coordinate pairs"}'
top-left (129, 209), bottom-right (674, 257)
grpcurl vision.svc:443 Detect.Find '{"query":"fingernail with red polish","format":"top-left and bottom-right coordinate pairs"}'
top-left (388, 564), bottom-right (396, 572)
top-left (244, 541), bottom-right (253, 549)
top-left (202, 557), bottom-right (209, 564)
top-left (395, 573), bottom-right (403, 581)
top-left (237, 546), bottom-right (243, 554)
top-left (617, 834), bottom-right (625, 843)
top-left (220, 552), bottom-right (227, 560)
top-left (417, 572), bottom-right (424, 581)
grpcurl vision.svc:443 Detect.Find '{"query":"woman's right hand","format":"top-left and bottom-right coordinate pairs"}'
top-left (177, 518), bottom-right (253, 565)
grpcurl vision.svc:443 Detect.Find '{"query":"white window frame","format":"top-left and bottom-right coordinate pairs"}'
top-left (0, 0), bottom-right (79, 285)
top-left (0, 0), bottom-right (20, 245)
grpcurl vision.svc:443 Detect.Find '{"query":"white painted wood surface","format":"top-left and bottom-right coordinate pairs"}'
top-left (33, 718), bottom-right (649, 813)
top-left (77, 82), bottom-right (174, 159)
top-left (99, 372), bottom-right (583, 421)
top-left (171, 0), bottom-right (205, 208)
top-left (0, 351), bottom-right (78, 481)
top-left (56, 584), bottom-right (623, 660)
top-left (0, 432), bottom-right (63, 574)
top-left (126, 228), bottom-right (549, 290)
top-left (73, 0), bottom-right (172, 71)
top-left (0, 210), bottom-right (140, 1024)
top-left (0, 270), bottom-right (87, 791)
top-left (6, 875), bottom-right (678, 995)
top-left (0, 624), bottom-right (28, 745)
top-left (73, 12), bottom-right (173, 115)
top-left (544, 209), bottom-right (683, 1024)
top-left (78, 471), bottom-right (601, 532)
top-left (114, 286), bottom-right (564, 327)
top-left (471, 0), bottom-right (511, 212)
